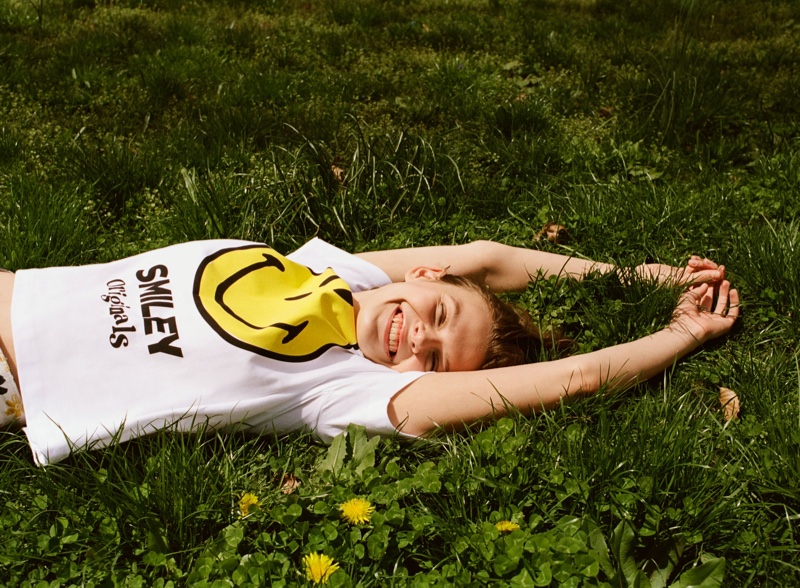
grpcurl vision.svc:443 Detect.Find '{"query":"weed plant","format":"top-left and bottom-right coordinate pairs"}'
top-left (1, 0), bottom-right (799, 585)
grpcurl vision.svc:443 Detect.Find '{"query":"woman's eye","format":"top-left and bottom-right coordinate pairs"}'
top-left (438, 302), bottom-right (446, 326)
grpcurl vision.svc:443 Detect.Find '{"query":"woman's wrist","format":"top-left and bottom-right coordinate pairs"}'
top-left (663, 321), bottom-right (707, 350)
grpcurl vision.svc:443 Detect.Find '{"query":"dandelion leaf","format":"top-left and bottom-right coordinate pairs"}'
top-left (611, 520), bottom-right (641, 587)
top-left (350, 425), bottom-right (379, 476)
top-left (669, 557), bottom-right (725, 588)
top-left (318, 424), bottom-right (379, 480)
top-left (319, 430), bottom-right (348, 478)
top-left (648, 536), bottom-right (685, 588)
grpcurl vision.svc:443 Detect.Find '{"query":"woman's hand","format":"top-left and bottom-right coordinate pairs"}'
top-left (669, 281), bottom-right (740, 344)
top-left (636, 256), bottom-right (725, 286)
top-left (684, 256), bottom-right (726, 285)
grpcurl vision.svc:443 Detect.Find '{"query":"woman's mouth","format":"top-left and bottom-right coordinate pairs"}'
top-left (387, 308), bottom-right (404, 357)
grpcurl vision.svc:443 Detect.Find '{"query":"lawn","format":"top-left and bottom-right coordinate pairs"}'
top-left (1, 0), bottom-right (799, 585)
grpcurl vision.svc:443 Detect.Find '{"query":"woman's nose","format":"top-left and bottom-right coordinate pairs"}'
top-left (409, 322), bottom-right (432, 354)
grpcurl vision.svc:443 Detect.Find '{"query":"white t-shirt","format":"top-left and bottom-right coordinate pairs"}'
top-left (13, 239), bottom-right (425, 465)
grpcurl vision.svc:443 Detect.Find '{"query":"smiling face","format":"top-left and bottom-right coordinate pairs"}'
top-left (353, 268), bottom-right (493, 373)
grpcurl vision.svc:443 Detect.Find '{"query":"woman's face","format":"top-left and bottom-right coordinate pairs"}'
top-left (353, 269), bottom-right (492, 373)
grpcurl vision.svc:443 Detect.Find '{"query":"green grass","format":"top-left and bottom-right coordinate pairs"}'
top-left (1, 0), bottom-right (799, 585)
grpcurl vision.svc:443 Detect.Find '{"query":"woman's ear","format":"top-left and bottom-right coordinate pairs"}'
top-left (404, 267), bottom-right (447, 281)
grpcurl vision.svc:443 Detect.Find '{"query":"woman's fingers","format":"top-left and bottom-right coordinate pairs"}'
top-left (703, 280), bottom-right (739, 321)
top-left (674, 280), bottom-right (739, 342)
top-left (688, 256), bottom-right (719, 270)
top-left (681, 257), bottom-right (725, 285)
top-left (727, 288), bottom-right (740, 320)
top-left (685, 268), bottom-right (723, 284)
top-left (716, 282), bottom-right (740, 320)
top-left (696, 283), bottom-right (715, 311)
top-left (713, 280), bottom-right (731, 315)
top-left (687, 282), bottom-right (708, 298)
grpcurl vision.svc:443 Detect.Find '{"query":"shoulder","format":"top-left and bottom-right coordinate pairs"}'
top-left (308, 354), bottom-right (426, 442)
top-left (288, 238), bottom-right (391, 292)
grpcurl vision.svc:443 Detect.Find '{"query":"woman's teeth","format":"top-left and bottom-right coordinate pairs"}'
top-left (388, 311), bottom-right (403, 355)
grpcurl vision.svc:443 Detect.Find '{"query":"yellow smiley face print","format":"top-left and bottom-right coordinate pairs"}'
top-left (193, 244), bottom-right (357, 362)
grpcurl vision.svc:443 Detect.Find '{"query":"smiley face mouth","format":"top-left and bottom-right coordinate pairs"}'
top-left (194, 244), bottom-right (358, 362)
top-left (387, 307), bottom-right (404, 358)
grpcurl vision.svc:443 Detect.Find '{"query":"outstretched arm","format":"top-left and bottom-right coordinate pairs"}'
top-left (388, 281), bottom-right (738, 435)
top-left (356, 241), bottom-right (723, 292)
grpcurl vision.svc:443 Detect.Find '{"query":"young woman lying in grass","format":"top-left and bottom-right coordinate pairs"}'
top-left (0, 239), bottom-right (738, 465)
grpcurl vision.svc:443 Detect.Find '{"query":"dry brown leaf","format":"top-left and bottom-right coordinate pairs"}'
top-left (719, 387), bottom-right (740, 421)
top-left (280, 474), bottom-right (301, 495)
top-left (534, 222), bottom-right (568, 244)
top-left (331, 165), bottom-right (346, 184)
top-left (598, 106), bottom-right (614, 119)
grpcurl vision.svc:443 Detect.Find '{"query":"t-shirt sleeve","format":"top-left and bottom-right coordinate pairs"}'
top-left (287, 238), bottom-right (391, 293)
top-left (308, 366), bottom-right (424, 443)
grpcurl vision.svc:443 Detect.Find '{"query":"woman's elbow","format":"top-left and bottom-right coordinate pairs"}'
top-left (461, 240), bottom-right (504, 282)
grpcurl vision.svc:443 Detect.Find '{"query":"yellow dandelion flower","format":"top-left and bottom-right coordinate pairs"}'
top-left (5, 394), bottom-right (23, 419)
top-left (304, 552), bottom-right (340, 584)
top-left (495, 520), bottom-right (521, 533)
top-left (238, 492), bottom-right (260, 518)
top-left (339, 497), bottom-right (375, 525)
